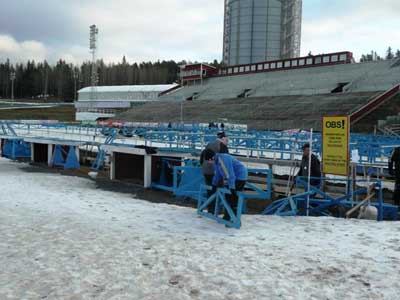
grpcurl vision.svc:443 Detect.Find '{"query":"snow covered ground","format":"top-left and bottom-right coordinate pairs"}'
top-left (0, 157), bottom-right (400, 300)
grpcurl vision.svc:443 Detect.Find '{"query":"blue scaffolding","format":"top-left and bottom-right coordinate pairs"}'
top-left (91, 129), bottom-right (117, 171)
top-left (152, 162), bottom-right (273, 229)
top-left (197, 170), bottom-right (273, 229)
top-left (262, 177), bottom-right (398, 221)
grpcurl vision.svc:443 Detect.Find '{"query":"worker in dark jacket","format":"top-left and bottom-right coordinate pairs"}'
top-left (297, 143), bottom-right (321, 188)
top-left (211, 153), bottom-right (248, 220)
top-left (389, 147), bottom-right (400, 206)
top-left (200, 132), bottom-right (229, 212)
top-left (200, 131), bottom-right (229, 186)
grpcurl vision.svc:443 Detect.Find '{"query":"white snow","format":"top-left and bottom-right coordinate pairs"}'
top-left (0, 157), bottom-right (400, 300)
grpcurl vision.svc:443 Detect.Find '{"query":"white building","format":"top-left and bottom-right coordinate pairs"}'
top-left (75, 84), bottom-right (178, 121)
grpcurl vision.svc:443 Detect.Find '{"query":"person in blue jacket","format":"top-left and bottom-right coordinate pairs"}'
top-left (211, 153), bottom-right (248, 220)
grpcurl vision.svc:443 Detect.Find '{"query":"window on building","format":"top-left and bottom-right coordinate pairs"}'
top-left (299, 59), bottom-right (305, 66)
top-left (284, 61), bottom-right (291, 68)
top-left (306, 58), bottom-right (313, 65)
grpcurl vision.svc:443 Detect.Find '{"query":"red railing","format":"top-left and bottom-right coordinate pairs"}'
top-left (216, 51), bottom-right (353, 77)
top-left (180, 51), bottom-right (353, 83)
top-left (350, 84), bottom-right (400, 124)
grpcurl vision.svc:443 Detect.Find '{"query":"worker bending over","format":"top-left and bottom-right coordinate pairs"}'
top-left (211, 153), bottom-right (248, 220)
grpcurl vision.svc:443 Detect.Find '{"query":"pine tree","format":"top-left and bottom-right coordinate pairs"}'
top-left (386, 47), bottom-right (394, 60)
top-left (0, 57), bottom-right (183, 100)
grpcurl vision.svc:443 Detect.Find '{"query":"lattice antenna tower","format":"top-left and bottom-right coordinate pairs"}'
top-left (89, 24), bottom-right (99, 101)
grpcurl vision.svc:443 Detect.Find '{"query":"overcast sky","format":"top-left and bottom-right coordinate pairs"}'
top-left (0, 0), bottom-right (399, 64)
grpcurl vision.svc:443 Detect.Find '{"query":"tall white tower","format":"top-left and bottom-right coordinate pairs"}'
top-left (223, 0), bottom-right (302, 66)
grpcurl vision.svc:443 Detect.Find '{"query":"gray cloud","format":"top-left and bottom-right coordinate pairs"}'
top-left (0, 0), bottom-right (224, 63)
top-left (0, 34), bottom-right (47, 62)
top-left (0, 0), bottom-right (398, 64)
top-left (0, 0), bottom-right (85, 45)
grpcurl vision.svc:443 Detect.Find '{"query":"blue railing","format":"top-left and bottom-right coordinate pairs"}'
top-left (2, 121), bottom-right (400, 166)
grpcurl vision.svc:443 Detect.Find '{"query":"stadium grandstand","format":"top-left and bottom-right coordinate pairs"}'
top-left (75, 84), bottom-right (178, 121)
top-left (116, 51), bottom-right (400, 133)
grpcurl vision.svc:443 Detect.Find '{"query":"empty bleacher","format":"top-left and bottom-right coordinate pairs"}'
top-left (117, 58), bottom-right (400, 132)
top-left (117, 92), bottom-right (379, 131)
top-left (160, 59), bottom-right (399, 102)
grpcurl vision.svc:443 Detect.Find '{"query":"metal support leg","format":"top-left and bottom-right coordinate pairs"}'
top-left (47, 144), bottom-right (53, 166)
top-left (144, 155), bottom-right (152, 188)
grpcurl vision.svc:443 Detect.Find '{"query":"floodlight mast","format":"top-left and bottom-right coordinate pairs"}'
top-left (10, 71), bottom-right (16, 100)
top-left (89, 25), bottom-right (99, 101)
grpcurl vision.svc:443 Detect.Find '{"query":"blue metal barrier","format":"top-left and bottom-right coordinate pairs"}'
top-left (151, 158), bottom-right (186, 193)
top-left (198, 186), bottom-right (243, 229)
top-left (263, 177), bottom-right (398, 221)
top-left (173, 165), bottom-right (205, 199)
top-left (196, 169), bottom-right (273, 229)
top-left (262, 192), bottom-right (312, 216)
top-left (153, 164), bottom-right (273, 203)
top-left (2, 139), bottom-right (31, 160)
top-left (52, 145), bottom-right (80, 169)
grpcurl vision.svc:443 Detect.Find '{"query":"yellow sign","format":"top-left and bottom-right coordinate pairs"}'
top-left (322, 116), bottom-right (350, 176)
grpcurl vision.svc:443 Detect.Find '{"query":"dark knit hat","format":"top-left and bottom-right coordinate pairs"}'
top-left (217, 131), bottom-right (226, 139)
top-left (302, 143), bottom-right (310, 150)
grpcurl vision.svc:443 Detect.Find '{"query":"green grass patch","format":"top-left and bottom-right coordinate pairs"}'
top-left (0, 106), bottom-right (75, 122)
